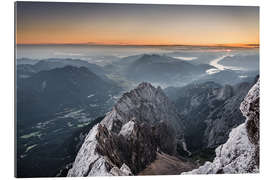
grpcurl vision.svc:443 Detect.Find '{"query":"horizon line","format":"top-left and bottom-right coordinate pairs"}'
top-left (16, 42), bottom-right (260, 48)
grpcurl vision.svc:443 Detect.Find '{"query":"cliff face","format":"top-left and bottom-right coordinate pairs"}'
top-left (101, 82), bottom-right (185, 139)
top-left (67, 82), bottom-right (186, 176)
top-left (165, 81), bottom-right (254, 150)
top-left (182, 79), bottom-right (259, 174)
top-left (204, 82), bottom-right (252, 148)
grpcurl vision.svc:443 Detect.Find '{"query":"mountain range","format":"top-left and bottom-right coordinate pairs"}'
top-left (66, 79), bottom-right (259, 176)
top-left (16, 65), bottom-right (122, 177)
top-left (16, 54), bottom-right (260, 177)
top-left (17, 65), bottom-right (121, 128)
top-left (17, 58), bottom-right (107, 80)
top-left (124, 54), bottom-right (213, 86)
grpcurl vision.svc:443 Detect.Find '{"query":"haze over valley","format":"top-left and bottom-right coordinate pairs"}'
top-left (16, 44), bottom-right (259, 177)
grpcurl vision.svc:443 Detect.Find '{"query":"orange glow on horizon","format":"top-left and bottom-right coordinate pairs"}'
top-left (16, 29), bottom-right (259, 47)
top-left (16, 40), bottom-right (260, 48)
top-left (16, 3), bottom-right (259, 47)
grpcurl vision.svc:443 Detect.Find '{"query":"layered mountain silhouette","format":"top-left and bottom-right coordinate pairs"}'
top-left (17, 65), bottom-right (121, 128)
top-left (16, 55), bottom-right (260, 177)
top-left (16, 66), bottom-right (122, 177)
top-left (124, 54), bottom-right (213, 86)
top-left (219, 54), bottom-right (259, 71)
top-left (16, 58), bottom-right (108, 80)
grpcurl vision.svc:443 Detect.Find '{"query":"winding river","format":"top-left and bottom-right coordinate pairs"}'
top-left (206, 53), bottom-right (242, 74)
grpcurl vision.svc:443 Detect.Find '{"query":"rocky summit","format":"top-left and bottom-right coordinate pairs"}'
top-left (182, 79), bottom-right (259, 174)
top-left (67, 82), bottom-right (188, 176)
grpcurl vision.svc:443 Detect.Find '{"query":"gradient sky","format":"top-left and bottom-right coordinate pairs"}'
top-left (16, 2), bottom-right (259, 46)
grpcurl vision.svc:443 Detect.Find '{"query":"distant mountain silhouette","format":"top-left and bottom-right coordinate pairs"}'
top-left (17, 65), bottom-right (121, 128)
top-left (16, 58), bottom-right (108, 80)
top-left (124, 54), bottom-right (213, 86)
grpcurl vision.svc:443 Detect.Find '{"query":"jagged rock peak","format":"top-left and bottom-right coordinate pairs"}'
top-left (101, 82), bottom-right (184, 136)
top-left (137, 81), bottom-right (157, 90)
top-left (119, 82), bottom-right (165, 103)
top-left (182, 79), bottom-right (259, 174)
top-left (68, 82), bottom-right (186, 176)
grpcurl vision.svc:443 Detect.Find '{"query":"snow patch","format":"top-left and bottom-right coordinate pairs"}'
top-left (87, 94), bottom-right (95, 98)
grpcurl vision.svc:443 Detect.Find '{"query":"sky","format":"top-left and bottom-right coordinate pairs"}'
top-left (16, 2), bottom-right (259, 46)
